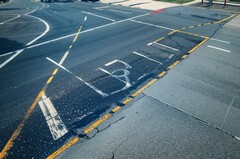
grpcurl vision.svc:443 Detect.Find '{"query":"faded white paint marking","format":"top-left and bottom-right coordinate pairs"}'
top-left (129, 19), bottom-right (175, 31)
top-left (109, 9), bottom-right (131, 14)
top-left (1, 13), bottom-right (149, 58)
top-left (133, 51), bottom-right (163, 65)
top-left (0, 9), bottom-right (50, 68)
top-left (46, 57), bottom-right (108, 97)
top-left (210, 38), bottom-right (230, 44)
top-left (38, 93), bottom-right (68, 140)
top-left (82, 11), bottom-right (115, 22)
top-left (0, 14), bottom-right (21, 24)
top-left (154, 42), bottom-right (179, 52)
top-left (207, 45), bottom-right (231, 53)
top-left (98, 68), bottom-right (127, 84)
top-left (93, 6), bottom-right (109, 10)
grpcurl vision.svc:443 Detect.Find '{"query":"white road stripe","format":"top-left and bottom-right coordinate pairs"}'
top-left (38, 94), bottom-right (68, 140)
top-left (93, 6), bottom-right (109, 10)
top-left (129, 19), bottom-right (175, 31)
top-left (46, 57), bottom-right (109, 97)
top-left (153, 42), bottom-right (179, 52)
top-left (207, 45), bottom-right (231, 52)
top-left (82, 11), bottom-right (115, 22)
top-left (210, 38), bottom-right (230, 44)
top-left (133, 51), bottom-right (163, 65)
top-left (98, 68), bottom-right (127, 84)
top-left (1, 13), bottom-right (149, 58)
top-left (0, 14), bottom-right (21, 24)
top-left (109, 9), bottom-right (131, 14)
top-left (0, 9), bottom-right (50, 69)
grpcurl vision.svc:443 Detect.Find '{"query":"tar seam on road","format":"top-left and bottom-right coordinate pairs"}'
top-left (0, 23), bottom-right (83, 159)
top-left (46, 12), bottom-right (237, 159)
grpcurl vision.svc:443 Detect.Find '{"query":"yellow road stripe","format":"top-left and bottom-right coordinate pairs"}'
top-left (69, 45), bottom-right (73, 49)
top-left (188, 26), bottom-right (194, 28)
top-left (153, 37), bottom-right (165, 43)
top-left (52, 68), bottom-right (58, 76)
top-left (188, 37), bottom-right (209, 53)
top-left (181, 55), bottom-right (188, 59)
top-left (122, 97), bottom-right (133, 105)
top-left (131, 78), bottom-right (158, 97)
top-left (0, 88), bottom-right (46, 159)
top-left (111, 106), bottom-right (121, 113)
top-left (47, 137), bottom-right (80, 159)
top-left (168, 60), bottom-right (180, 69)
top-left (168, 30), bottom-right (178, 35)
top-left (84, 114), bottom-right (111, 134)
top-left (73, 34), bottom-right (79, 43)
top-left (0, 25), bottom-right (84, 158)
top-left (158, 71), bottom-right (167, 77)
top-left (47, 76), bottom-right (54, 84)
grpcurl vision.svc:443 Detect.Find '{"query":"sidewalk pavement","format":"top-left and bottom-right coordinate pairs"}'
top-left (100, 0), bottom-right (180, 10)
top-left (57, 13), bottom-right (240, 159)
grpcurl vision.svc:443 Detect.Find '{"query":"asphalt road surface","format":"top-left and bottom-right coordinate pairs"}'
top-left (0, 0), bottom-right (236, 158)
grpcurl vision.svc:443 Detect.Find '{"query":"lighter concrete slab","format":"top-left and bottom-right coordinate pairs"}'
top-left (144, 20), bottom-right (240, 138)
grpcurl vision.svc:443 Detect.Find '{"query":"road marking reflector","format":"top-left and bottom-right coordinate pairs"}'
top-left (46, 137), bottom-right (80, 159)
top-left (84, 114), bottom-right (111, 134)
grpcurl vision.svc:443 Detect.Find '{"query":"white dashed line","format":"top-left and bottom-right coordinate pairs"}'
top-left (82, 11), bottom-right (116, 22)
top-left (210, 38), bottom-right (230, 44)
top-left (207, 45), bottom-right (231, 53)
top-left (129, 19), bottom-right (174, 31)
top-left (109, 9), bottom-right (131, 14)
top-left (153, 42), bottom-right (179, 52)
top-left (133, 51), bottom-right (163, 65)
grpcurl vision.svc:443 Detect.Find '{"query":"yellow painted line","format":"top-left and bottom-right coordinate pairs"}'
top-left (83, 114), bottom-right (111, 134)
top-left (181, 55), bottom-right (188, 59)
top-left (52, 68), bottom-right (58, 76)
top-left (153, 37), bottom-right (165, 43)
top-left (204, 22), bottom-right (211, 25)
top-left (0, 25), bottom-right (84, 158)
top-left (47, 76), bottom-right (54, 84)
top-left (131, 78), bottom-right (158, 97)
top-left (69, 45), bottom-right (73, 49)
top-left (73, 34), bottom-right (79, 43)
top-left (111, 106), bottom-right (121, 113)
top-left (188, 37), bottom-right (209, 53)
top-left (47, 137), bottom-right (80, 159)
top-left (168, 30), bottom-right (178, 35)
top-left (188, 26), bottom-right (194, 28)
top-left (168, 60), bottom-right (180, 69)
top-left (177, 30), bottom-right (208, 38)
top-left (0, 88), bottom-right (46, 159)
top-left (122, 97), bottom-right (133, 105)
top-left (158, 71), bottom-right (167, 77)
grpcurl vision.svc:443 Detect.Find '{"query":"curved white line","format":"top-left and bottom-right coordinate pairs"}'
top-left (0, 8), bottom-right (50, 69)
top-left (0, 14), bottom-right (21, 24)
